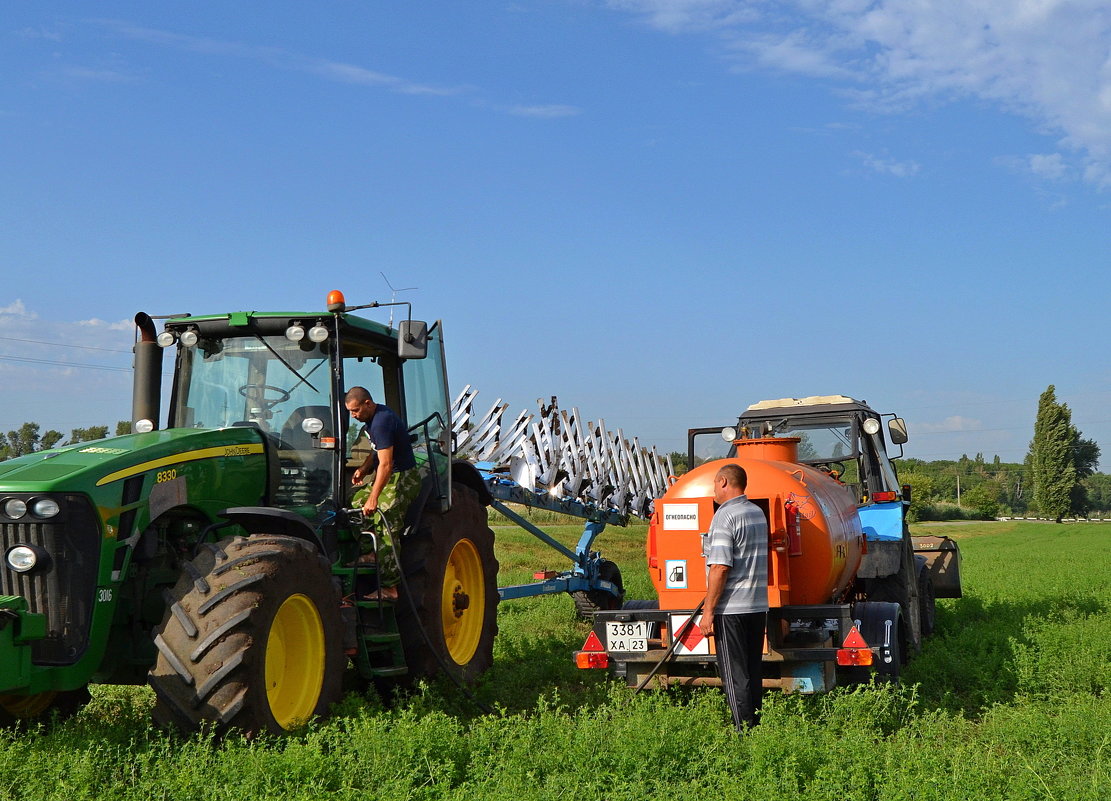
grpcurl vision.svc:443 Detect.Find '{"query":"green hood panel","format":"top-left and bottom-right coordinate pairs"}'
top-left (0, 427), bottom-right (268, 493)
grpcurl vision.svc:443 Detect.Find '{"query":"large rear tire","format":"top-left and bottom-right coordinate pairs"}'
top-left (0, 688), bottom-right (90, 727)
top-left (395, 484), bottom-right (499, 682)
top-left (917, 567), bottom-right (937, 637)
top-left (149, 535), bottom-right (344, 736)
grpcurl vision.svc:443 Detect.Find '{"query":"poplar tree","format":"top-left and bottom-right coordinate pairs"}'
top-left (1029, 385), bottom-right (1076, 522)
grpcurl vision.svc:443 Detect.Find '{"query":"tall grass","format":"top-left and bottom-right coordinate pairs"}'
top-left (1, 521), bottom-right (1107, 800)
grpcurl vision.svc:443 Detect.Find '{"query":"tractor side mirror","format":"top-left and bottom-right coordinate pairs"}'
top-left (397, 320), bottom-right (428, 359)
top-left (888, 417), bottom-right (909, 445)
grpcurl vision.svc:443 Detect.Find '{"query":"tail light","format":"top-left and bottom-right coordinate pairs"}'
top-left (575, 630), bottom-right (609, 669)
top-left (836, 625), bottom-right (874, 666)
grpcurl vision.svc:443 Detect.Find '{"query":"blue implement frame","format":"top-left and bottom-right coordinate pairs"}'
top-left (477, 472), bottom-right (627, 603)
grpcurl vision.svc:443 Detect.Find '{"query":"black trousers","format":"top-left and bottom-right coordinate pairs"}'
top-left (715, 611), bottom-right (767, 730)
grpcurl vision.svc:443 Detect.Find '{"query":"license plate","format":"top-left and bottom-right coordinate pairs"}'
top-left (605, 620), bottom-right (652, 652)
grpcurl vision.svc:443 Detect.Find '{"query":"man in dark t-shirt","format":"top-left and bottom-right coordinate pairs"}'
top-left (344, 386), bottom-right (421, 543)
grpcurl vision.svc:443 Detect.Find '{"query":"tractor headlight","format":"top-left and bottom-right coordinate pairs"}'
top-left (2, 499), bottom-right (27, 519)
top-left (31, 498), bottom-right (61, 519)
top-left (6, 545), bottom-right (39, 573)
top-left (862, 418), bottom-right (881, 435)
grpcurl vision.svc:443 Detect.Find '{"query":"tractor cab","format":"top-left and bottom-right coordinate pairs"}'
top-left (688, 395), bottom-right (909, 505)
top-left (149, 294), bottom-right (453, 523)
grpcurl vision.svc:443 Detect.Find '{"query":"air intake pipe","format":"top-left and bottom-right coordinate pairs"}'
top-left (132, 312), bottom-right (163, 431)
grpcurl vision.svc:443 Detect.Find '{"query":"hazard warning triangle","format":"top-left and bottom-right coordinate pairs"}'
top-left (581, 631), bottom-right (605, 652)
top-left (842, 625), bottom-right (869, 649)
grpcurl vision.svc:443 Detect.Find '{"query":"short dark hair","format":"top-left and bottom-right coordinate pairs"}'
top-left (717, 463), bottom-right (747, 490)
top-left (344, 386), bottom-right (373, 404)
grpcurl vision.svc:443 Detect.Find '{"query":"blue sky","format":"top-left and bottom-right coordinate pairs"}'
top-left (3, 1), bottom-right (1111, 466)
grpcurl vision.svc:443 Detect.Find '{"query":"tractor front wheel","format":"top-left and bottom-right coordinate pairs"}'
top-left (149, 535), bottom-right (344, 736)
top-left (0, 688), bottom-right (90, 727)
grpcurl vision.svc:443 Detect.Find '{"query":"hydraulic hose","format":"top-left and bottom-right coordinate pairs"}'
top-left (360, 508), bottom-right (494, 716)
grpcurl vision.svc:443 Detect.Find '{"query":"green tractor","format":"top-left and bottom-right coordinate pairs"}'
top-left (0, 291), bottom-right (499, 734)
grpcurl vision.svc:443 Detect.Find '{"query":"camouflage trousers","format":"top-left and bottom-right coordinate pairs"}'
top-left (352, 467), bottom-right (421, 586)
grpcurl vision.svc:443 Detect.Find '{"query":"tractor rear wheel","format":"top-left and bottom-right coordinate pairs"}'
top-left (395, 483), bottom-right (499, 682)
top-left (149, 535), bottom-right (344, 736)
top-left (918, 567), bottom-right (937, 637)
top-left (0, 688), bottom-right (90, 727)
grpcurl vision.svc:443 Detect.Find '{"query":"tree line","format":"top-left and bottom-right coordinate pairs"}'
top-left (900, 385), bottom-right (1105, 521)
top-left (2, 386), bottom-right (1100, 522)
top-left (0, 421), bottom-right (131, 460)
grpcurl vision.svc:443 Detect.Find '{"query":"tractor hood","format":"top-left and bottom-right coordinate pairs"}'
top-left (0, 427), bottom-right (267, 492)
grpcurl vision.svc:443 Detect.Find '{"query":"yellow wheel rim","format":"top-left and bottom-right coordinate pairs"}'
top-left (266, 593), bottom-right (326, 730)
top-left (441, 538), bottom-right (486, 666)
top-left (0, 692), bottom-right (57, 719)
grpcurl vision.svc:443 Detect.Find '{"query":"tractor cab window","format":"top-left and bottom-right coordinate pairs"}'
top-left (172, 334), bottom-right (337, 506)
top-left (341, 348), bottom-right (390, 468)
top-left (688, 428), bottom-right (739, 472)
top-left (758, 418), bottom-right (864, 496)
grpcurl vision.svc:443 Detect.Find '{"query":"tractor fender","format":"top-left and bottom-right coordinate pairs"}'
top-left (850, 600), bottom-right (904, 672)
top-left (214, 507), bottom-right (327, 554)
top-left (451, 460), bottom-right (493, 506)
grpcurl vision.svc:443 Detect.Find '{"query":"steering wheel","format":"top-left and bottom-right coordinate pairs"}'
top-left (238, 384), bottom-right (291, 411)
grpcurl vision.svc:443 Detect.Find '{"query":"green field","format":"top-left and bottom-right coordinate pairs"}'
top-left (1, 520), bottom-right (1108, 800)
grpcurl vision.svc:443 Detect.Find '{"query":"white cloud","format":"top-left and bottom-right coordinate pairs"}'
top-left (854, 150), bottom-right (921, 177)
top-left (912, 415), bottom-right (983, 434)
top-left (1026, 152), bottom-right (1069, 181)
top-left (57, 66), bottom-right (136, 83)
top-left (508, 104), bottom-right (584, 118)
top-left (100, 21), bottom-right (469, 98)
top-left (607, 0), bottom-right (759, 34)
top-left (0, 300), bottom-right (36, 319)
top-left (77, 318), bottom-right (133, 331)
top-left (18, 26), bottom-right (64, 42)
top-left (608, 1), bottom-right (1111, 187)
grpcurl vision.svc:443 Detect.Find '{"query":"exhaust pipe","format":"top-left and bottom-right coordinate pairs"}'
top-left (132, 312), bottom-right (163, 431)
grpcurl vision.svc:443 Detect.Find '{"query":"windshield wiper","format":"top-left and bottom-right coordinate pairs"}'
top-left (252, 334), bottom-right (319, 394)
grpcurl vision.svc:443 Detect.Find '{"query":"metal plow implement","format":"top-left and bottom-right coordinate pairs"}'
top-left (450, 386), bottom-right (674, 606)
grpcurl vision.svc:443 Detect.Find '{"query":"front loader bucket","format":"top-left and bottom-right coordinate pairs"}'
top-left (911, 535), bottom-right (962, 598)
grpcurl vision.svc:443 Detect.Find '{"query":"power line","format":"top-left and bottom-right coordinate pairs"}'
top-left (0, 335), bottom-right (132, 354)
top-left (0, 355), bottom-right (131, 373)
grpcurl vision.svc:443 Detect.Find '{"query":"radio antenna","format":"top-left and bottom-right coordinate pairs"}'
top-left (379, 271), bottom-right (418, 328)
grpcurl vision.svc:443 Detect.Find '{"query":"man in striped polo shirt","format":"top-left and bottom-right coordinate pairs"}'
top-left (699, 463), bottom-right (769, 730)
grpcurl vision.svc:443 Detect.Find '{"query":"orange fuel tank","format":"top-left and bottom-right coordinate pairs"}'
top-left (648, 437), bottom-right (864, 610)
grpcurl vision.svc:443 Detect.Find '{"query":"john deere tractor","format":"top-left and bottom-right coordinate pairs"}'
top-left (0, 291), bottom-right (499, 734)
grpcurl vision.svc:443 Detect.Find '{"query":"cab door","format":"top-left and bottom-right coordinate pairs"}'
top-left (401, 320), bottom-right (451, 511)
